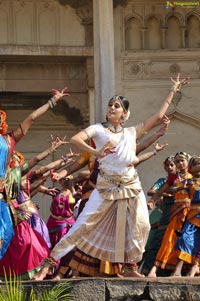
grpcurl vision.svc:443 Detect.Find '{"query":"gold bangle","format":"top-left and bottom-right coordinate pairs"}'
top-left (153, 149), bottom-right (157, 156)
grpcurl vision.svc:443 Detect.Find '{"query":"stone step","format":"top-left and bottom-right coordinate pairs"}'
top-left (1, 277), bottom-right (199, 301)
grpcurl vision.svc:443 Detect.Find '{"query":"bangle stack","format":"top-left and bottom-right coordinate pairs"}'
top-left (62, 155), bottom-right (68, 163)
top-left (172, 186), bottom-right (177, 193)
top-left (48, 97), bottom-right (57, 109)
top-left (153, 149), bottom-right (157, 156)
top-left (43, 256), bottom-right (57, 268)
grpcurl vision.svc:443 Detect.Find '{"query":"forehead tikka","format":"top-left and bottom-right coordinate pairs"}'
top-left (111, 95), bottom-right (128, 113)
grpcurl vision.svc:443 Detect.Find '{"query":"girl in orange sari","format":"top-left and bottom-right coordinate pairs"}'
top-left (148, 152), bottom-right (192, 277)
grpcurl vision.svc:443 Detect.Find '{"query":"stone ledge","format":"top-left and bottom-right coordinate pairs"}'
top-left (0, 45), bottom-right (93, 58)
top-left (1, 277), bottom-right (199, 301)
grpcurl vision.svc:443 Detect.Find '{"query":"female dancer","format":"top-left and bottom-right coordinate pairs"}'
top-left (147, 151), bottom-right (192, 277)
top-left (141, 155), bottom-right (177, 276)
top-left (47, 177), bottom-right (76, 249)
top-left (171, 155), bottom-right (200, 277)
top-left (33, 74), bottom-right (189, 280)
top-left (50, 122), bottom-right (169, 279)
top-left (0, 87), bottom-right (69, 259)
top-left (0, 140), bottom-right (75, 279)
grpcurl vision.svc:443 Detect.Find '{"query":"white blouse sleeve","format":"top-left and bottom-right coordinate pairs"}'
top-left (83, 124), bottom-right (98, 139)
top-left (135, 122), bottom-right (147, 139)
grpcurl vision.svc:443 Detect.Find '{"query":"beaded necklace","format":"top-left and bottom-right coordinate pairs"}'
top-left (102, 122), bottom-right (123, 134)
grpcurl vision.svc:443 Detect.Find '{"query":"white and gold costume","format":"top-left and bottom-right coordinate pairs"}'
top-left (51, 123), bottom-right (150, 263)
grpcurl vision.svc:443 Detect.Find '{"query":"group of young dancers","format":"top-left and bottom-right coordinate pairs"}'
top-left (0, 73), bottom-right (199, 280)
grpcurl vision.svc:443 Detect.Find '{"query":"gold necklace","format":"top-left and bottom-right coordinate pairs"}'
top-left (103, 122), bottom-right (123, 133)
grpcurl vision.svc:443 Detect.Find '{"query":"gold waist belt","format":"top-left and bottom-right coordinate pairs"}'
top-left (18, 199), bottom-right (38, 214)
top-left (191, 205), bottom-right (200, 211)
top-left (99, 169), bottom-right (136, 187)
top-left (51, 214), bottom-right (73, 221)
top-left (175, 198), bottom-right (191, 203)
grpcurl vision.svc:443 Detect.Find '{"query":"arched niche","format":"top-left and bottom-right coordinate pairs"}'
top-left (0, 9), bottom-right (8, 44)
top-left (125, 17), bottom-right (142, 50)
top-left (146, 16), bottom-right (161, 50)
top-left (14, 10), bottom-right (32, 45)
top-left (186, 15), bottom-right (200, 48)
top-left (38, 9), bottom-right (56, 45)
top-left (166, 16), bottom-right (182, 49)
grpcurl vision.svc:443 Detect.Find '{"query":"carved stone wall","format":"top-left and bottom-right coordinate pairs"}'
top-left (0, 0), bottom-right (85, 46)
top-left (114, 0), bottom-right (200, 194)
top-left (0, 0), bottom-right (92, 220)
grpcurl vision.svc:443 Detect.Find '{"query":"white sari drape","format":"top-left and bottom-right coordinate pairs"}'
top-left (51, 124), bottom-right (150, 263)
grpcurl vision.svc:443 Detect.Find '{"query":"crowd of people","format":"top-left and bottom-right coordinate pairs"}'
top-left (0, 73), bottom-right (200, 281)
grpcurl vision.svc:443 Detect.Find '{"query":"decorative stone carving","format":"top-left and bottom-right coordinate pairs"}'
top-left (123, 60), bottom-right (144, 79)
top-left (169, 63), bottom-right (181, 74)
top-left (123, 59), bottom-right (154, 79)
top-left (131, 63), bottom-right (141, 74)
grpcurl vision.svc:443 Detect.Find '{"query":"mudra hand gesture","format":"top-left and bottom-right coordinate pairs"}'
top-left (153, 141), bottom-right (168, 153)
top-left (170, 73), bottom-right (190, 93)
top-left (97, 141), bottom-right (116, 159)
top-left (49, 134), bottom-right (68, 151)
top-left (51, 87), bottom-right (70, 103)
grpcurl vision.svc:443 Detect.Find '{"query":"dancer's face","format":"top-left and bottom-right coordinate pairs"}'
top-left (190, 157), bottom-right (200, 175)
top-left (175, 156), bottom-right (188, 172)
top-left (164, 160), bottom-right (176, 175)
top-left (106, 99), bottom-right (126, 124)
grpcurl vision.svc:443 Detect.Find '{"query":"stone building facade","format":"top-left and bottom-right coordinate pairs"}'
top-left (0, 0), bottom-right (199, 220)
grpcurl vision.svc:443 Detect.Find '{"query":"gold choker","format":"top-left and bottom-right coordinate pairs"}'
top-left (102, 122), bottom-right (123, 133)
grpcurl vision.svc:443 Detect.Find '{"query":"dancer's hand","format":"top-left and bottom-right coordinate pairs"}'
top-left (66, 148), bottom-right (79, 159)
top-left (153, 141), bottom-right (168, 153)
top-left (170, 73), bottom-right (190, 93)
top-left (96, 141), bottom-right (116, 159)
top-left (49, 135), bottom-right (68, 151)
top-left (156, 115), bottom-right (170, 136)
top-left (45, 187), bottom-right (60, 196)
top-left (51, 87), bottom-right (70, 103)
top-left (51, 170), bottom-right (66, 182)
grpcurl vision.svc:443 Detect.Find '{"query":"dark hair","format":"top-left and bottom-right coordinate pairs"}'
top-left (174, 151), bottom-right (191, 162)
top-left (188, 155), bottom-right (200, 169)
top-left (109, 95), bottom-right (129, 112)
top-left (163, 155), bottom-right (175, 166)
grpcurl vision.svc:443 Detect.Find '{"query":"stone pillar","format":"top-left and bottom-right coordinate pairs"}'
top-left (93, 0), bottom-right (115, 122)
top-left (161, 27), bottom-right (166, 49)
top-left (141, 28), bottom-right (147, 49)
top-left (181, 26), bottom-right (186, 48)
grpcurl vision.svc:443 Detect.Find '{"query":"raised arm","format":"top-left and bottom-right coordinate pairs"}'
top-left (28, 135), bottom-right (68, 170)
top-left (51, 151), bottom-right (89, 182)
top-left (136, 115), bottom-right (170, 155)
top-left (136, 141), bottom-right (168, 166)
top-left (148, 182), bottom-right (170, 205)
top-left (142, 74), bottom-right (189, 133)
top-left (20, 87), bottom-right (69, 136)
